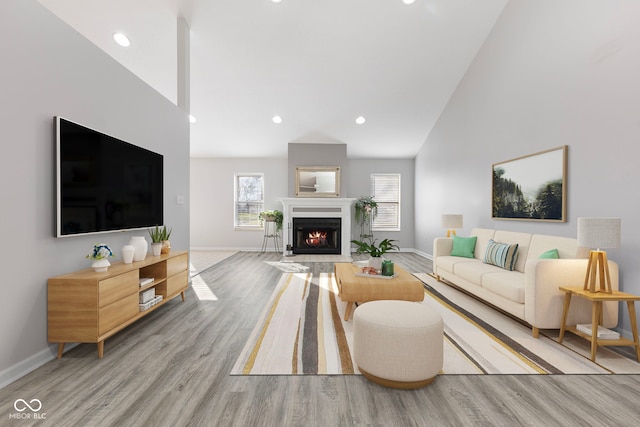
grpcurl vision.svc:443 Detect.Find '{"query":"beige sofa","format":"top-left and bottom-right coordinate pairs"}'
top-left (433, 228), bottom-right (619, 337)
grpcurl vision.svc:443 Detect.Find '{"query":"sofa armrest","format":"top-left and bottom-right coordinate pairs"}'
top-left (433, 237), bottom-right (453, 258)
top-left (524, 259), bottom-right (619, 330)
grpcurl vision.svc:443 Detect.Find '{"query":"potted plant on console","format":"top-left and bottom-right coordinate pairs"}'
top-left (350, 237), bottom-right (399, 271)
top-left (149, 225), bottom-right (172, 256)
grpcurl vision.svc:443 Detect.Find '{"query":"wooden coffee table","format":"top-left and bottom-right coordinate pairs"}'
top-left (334, 262), bottom-right (425, 320)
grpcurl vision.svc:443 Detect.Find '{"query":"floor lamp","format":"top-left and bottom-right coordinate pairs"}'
top-left (441, 214), bottom-right (463, 238)
top-left (577, 217), bottom-right (621, 293)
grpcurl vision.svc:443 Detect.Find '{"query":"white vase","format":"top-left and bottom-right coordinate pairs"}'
top-left (129, 236), bottom-right (148, 262)
top-left (121, 245), bottom-right (135, 264)
top-left (151, 242), bottom-right (162, 256)
top-left (91, 258), bottom-right (110, 272)
top-left (368, 256), bottom-right (383, 272)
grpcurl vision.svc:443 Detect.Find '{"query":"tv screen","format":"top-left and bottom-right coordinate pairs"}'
top-left (56, 117), bottom-right (163, 237)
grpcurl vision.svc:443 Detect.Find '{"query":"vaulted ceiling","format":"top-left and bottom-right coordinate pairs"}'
top-left (38, 0), bottom-right (507, 158)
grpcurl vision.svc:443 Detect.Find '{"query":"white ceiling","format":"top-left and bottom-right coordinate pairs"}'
top-left (38, 0), bottom-right (507, 158)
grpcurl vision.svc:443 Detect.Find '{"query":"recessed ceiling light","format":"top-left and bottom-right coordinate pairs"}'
top-left (189, 115), bottom-right (197, 123)
top-left (272, 115), bottom-right (283, 124)
top-left (355, 116), bottom-right (366, 125)
top-left (113, 32), bottom-right (131, 47)
top-left (271, 0), bottom-right (283, 3)
top-left (402, 0), bottom-right (416, 5)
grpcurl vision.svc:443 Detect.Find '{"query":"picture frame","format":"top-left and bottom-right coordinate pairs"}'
top-left (295, 166), bottom-right (340, 198)
top-left (492, 146), bottom-right (567, 222)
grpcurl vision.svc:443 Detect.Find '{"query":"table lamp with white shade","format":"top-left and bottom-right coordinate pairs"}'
top-left (441, 214), bottom-right (463, 238)
top-left (577, 217), bottom-right (621, 293)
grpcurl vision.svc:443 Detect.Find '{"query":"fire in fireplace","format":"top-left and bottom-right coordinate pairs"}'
top-left (293, 217), bottom-right (341, 255)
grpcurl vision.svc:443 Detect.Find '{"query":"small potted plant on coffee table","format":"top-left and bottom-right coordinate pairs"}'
top-left (350, 237), bottom-right (399, 271)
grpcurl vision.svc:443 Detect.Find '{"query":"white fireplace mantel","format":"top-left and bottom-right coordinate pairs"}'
top-left (280, 197), bottom-right (356, 256)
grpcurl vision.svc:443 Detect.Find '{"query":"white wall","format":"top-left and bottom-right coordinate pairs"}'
top-left (0, 0), bottom-right (190, 387)
top-left (415, 0), bottom-right (640, 336)
top-left (190, 158), bottom-right (288, 250)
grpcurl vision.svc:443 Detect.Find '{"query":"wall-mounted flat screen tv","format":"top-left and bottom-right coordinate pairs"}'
top-left (56, 117), bottom-right (163, 237)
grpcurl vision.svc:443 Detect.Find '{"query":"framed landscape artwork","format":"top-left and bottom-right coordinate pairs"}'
top-left (492, 146), bottom-right (567, 222)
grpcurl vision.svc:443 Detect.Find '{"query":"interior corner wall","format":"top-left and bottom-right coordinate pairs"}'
top-left (414, 0), bottom-right (640, 335)
top-left (0, 0), bottom-right (189, 388)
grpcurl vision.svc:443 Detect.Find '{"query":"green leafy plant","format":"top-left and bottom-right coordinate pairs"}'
top-left (354, 195), bottom-right (378, 225)
top-left (259, 210), bottom-right (283, 232)
top-left (148, 225), bottom-right (172, 243)
top-left (350, 237), bottom-right (399, 258)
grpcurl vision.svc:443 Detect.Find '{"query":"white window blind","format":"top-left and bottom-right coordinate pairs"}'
top-left (371, 173), bottom-right (401, 231)
top-left (234, 174), bottom-right (264, 228)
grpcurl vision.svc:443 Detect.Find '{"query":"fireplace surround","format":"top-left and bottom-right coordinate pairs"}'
top-left (280, 198), bottom-right (356, 256)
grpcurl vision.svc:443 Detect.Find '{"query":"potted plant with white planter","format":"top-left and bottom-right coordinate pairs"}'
top-left (149, 225), bottom-right (172, 256)
top-left (350, 237), bottom-right (399, 271)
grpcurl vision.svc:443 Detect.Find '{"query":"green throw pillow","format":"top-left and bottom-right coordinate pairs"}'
top-left (451, 235), bottom-right (477, 258)
top-left (539, 248), bottom-right (560, 259)
top-left (484, 239), bottom-right (519, 271)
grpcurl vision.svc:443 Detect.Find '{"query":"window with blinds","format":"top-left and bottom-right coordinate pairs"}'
top-left (234, 173), bottom-right (264, 228)
top-left (371, 173), bottom-right (401, 231)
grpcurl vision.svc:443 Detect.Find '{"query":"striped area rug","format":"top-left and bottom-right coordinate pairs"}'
top-left (231, 272), bottom-right (640, 375)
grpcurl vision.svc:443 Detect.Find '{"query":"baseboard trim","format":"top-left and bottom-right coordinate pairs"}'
top-left (0, 343), bottom-right (77, 390)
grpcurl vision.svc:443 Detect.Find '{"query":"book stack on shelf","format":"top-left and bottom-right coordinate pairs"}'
top-left (139, 281), bottom-right (163, 311)
top-left (576, 324), bottom-right (620, 340)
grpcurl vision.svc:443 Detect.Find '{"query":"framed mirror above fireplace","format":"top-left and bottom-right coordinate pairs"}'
top-left (295, 166), bottom-right (340, 198)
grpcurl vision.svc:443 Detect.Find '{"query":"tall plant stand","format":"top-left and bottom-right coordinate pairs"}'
top-left (261, 219), bottom-right (280, 254)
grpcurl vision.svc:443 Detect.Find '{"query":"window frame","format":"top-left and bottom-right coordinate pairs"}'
top-left (370, 173), bottom-right (401, 232)
top-left (233, 173), bottom-right (265, 230)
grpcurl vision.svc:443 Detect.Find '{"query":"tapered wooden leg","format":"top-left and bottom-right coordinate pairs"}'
top-left (558, 292), bottom-right (572, 343)
top-left (627, 301), bottom-right (640, 362)
top-left (590, 301), bottom-right (601, 361)
top-left (344, 302), bottom-right (354, 321)
top-left (532, 327), bottom-right (540, 338)
top-left (181, 291), bottom-right (185, 302)
top-left (57, 343), bottom-right (65, 359)
top-left (97, 341), bottom-right (104, 359)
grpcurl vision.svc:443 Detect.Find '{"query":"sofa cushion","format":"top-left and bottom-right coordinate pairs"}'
top-left (493, 230), bottom-right (532, 272)
top-left (484, 239), bottom-right (519, 271)
top-left (454, 260), bottom-right (503, 285)
top-left (436, 256), bottom-right (478, 275)
top-left (528, 233), bottom-right (588, 260)
top-left (482, 272), bottom-right (525, 304)
top-left (539, 248), bottom-right (559, 259)
top-left (450, 235), bottom-right (477, 258)
top-left (470, 229), bottom-right (496, 260)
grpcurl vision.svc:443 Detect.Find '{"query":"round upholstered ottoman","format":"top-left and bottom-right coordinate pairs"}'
top-left (353, 300), bottom-right (443, 389)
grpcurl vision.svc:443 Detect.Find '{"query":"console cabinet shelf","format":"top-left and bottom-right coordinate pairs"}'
top-left (48, 251), bottom-right (189, 358)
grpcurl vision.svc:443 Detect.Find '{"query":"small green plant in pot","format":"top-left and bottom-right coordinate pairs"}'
top-left (149, 225), bottom-right (172, 255)
top-left (350, 237), bottom-right (399, 270)
top-left (259, 210), bottom-right (283, 232)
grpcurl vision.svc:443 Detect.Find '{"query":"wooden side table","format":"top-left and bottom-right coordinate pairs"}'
top-left (558, 286), bottom-right (640, 362)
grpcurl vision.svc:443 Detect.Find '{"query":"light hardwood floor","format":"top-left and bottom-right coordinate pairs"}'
top-left (2, 251), bottom-right (640, 426)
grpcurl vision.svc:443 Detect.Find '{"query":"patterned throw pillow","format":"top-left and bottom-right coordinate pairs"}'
top-left (484, 239), bottom-right (519, 271)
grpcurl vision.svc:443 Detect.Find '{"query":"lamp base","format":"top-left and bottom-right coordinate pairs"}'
top-left (446, 229), bottom-right (457, 238)
top-left (583, 250), bottom-right (613, 293)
